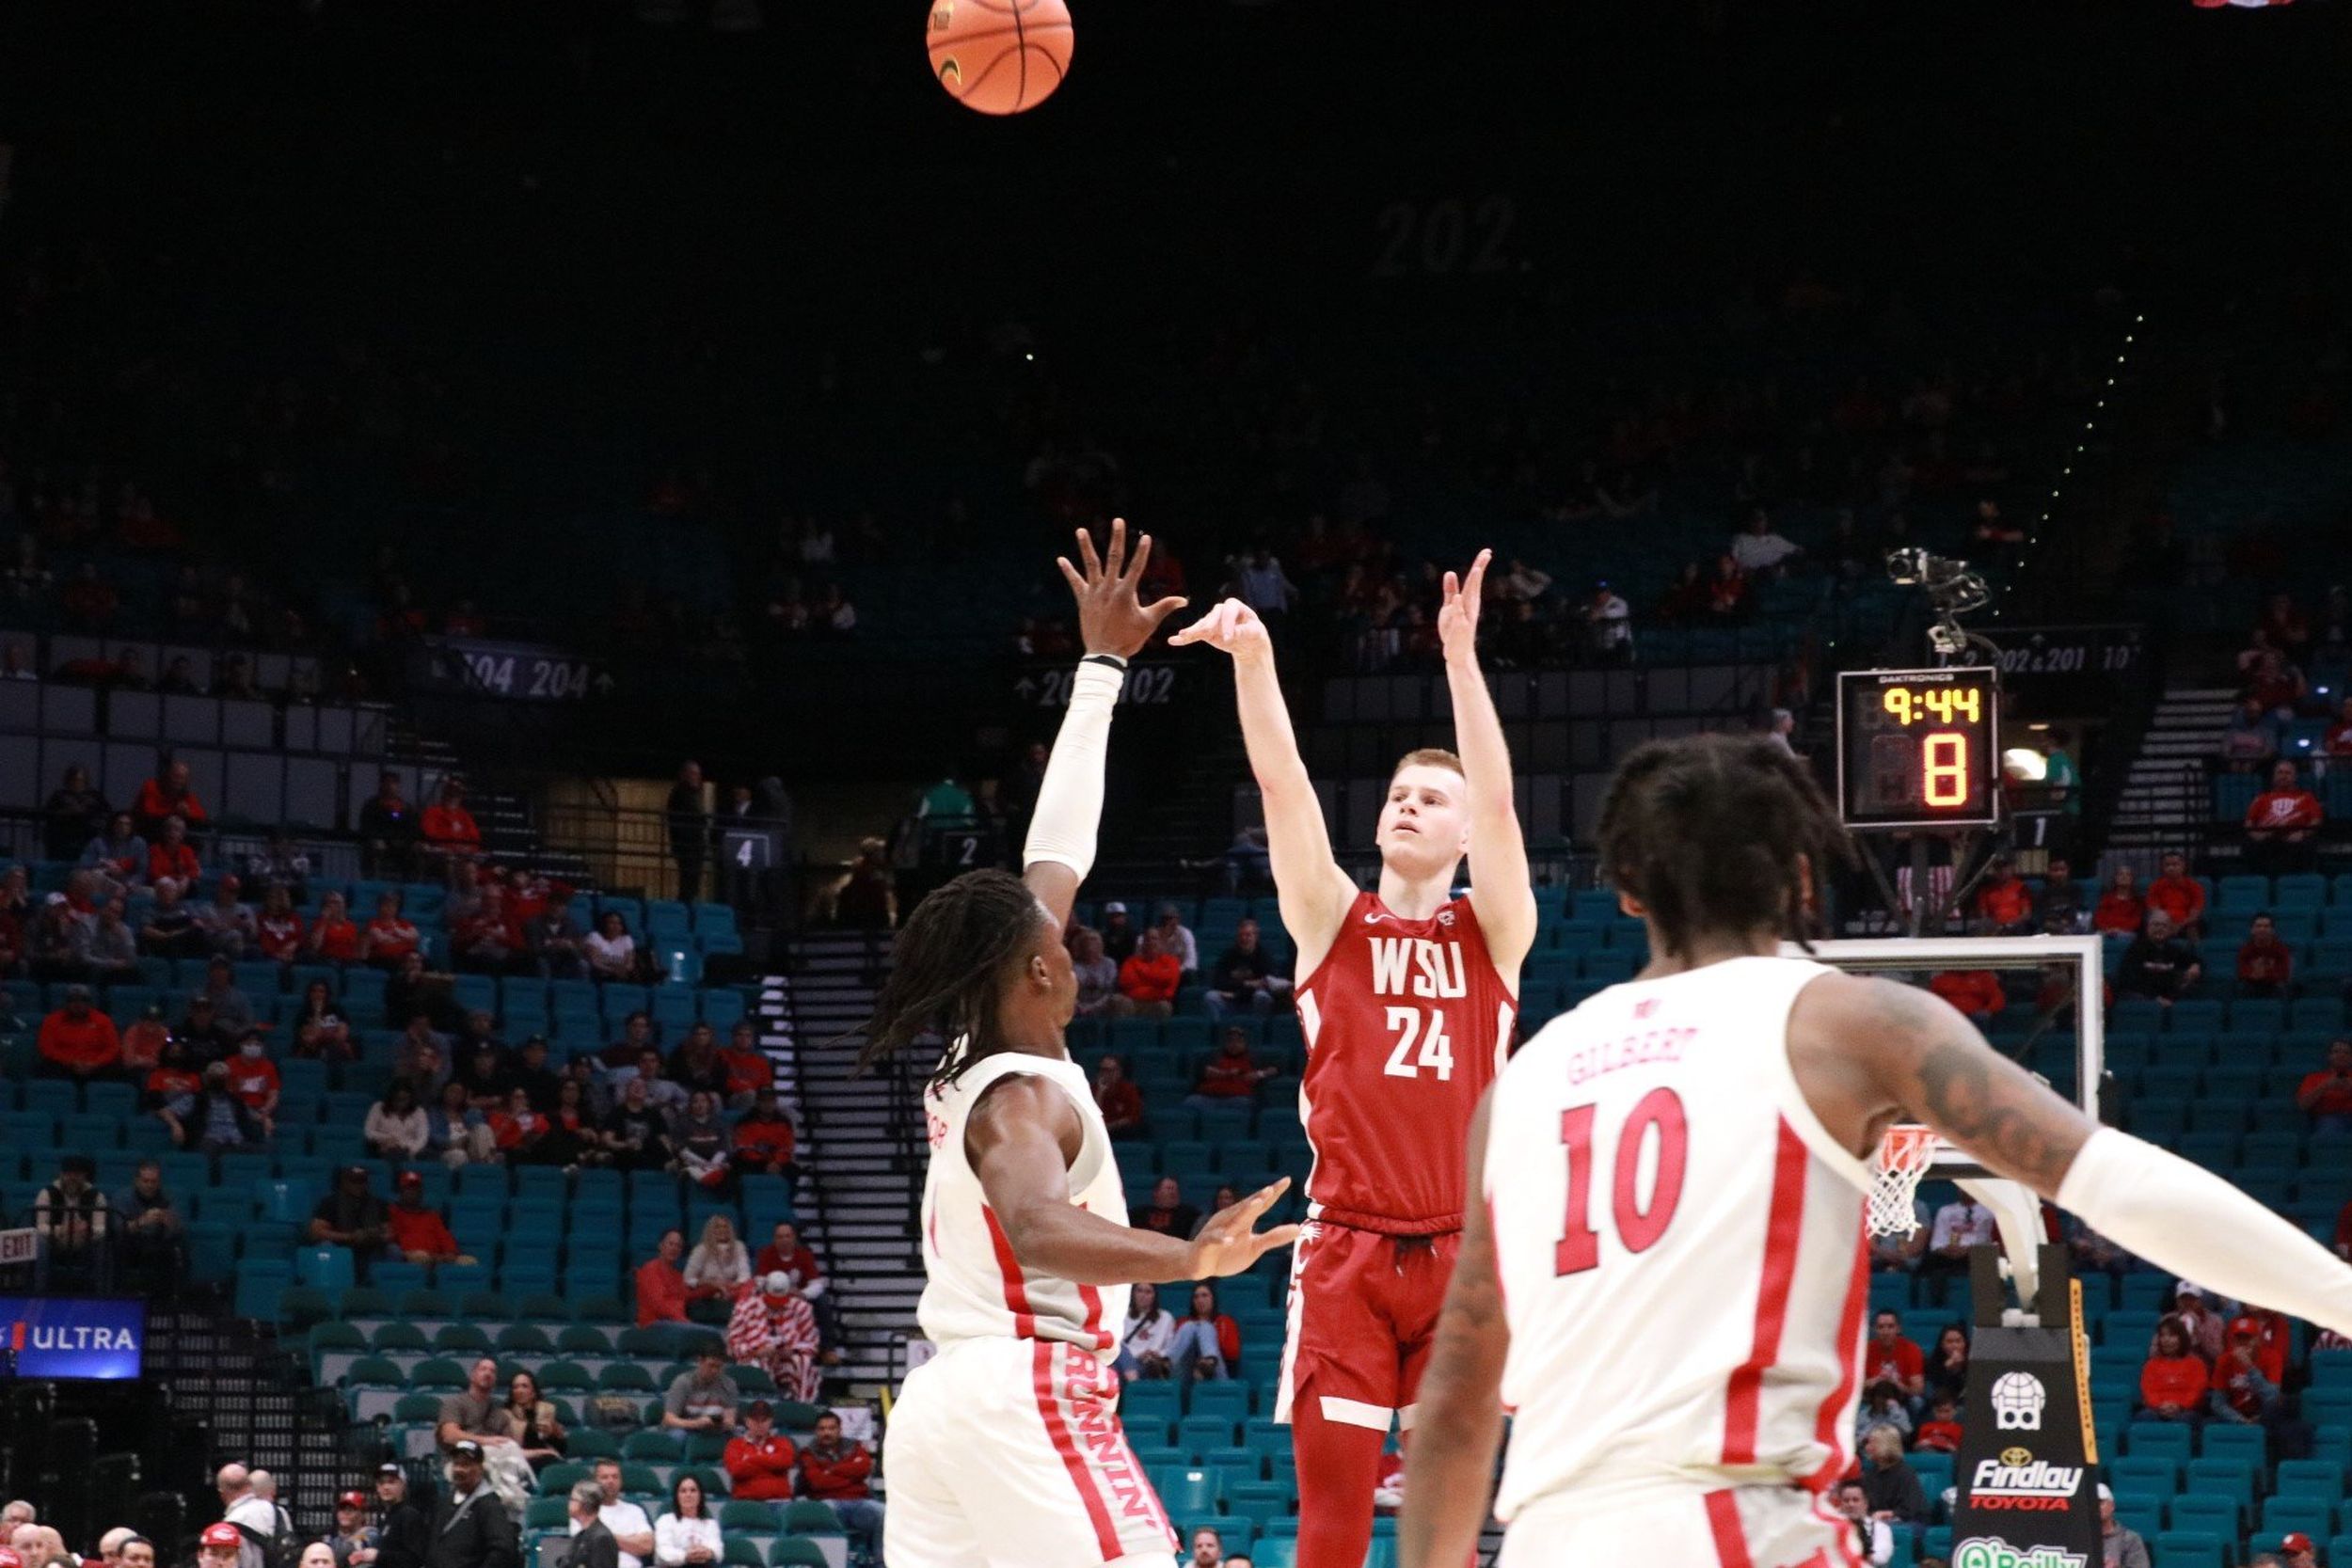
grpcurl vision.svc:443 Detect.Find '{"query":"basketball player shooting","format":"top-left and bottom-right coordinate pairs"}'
top-left (1398, 734), bottom-right (2352, 1568)
top-left (1173, 549), bottom-right (1535, 1568)
top-left (863, 521), bottom-right (1300, 1568)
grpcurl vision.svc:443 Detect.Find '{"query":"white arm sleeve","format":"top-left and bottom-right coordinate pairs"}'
top-left (1021, 659), bottom-right (1125, 880)
top-left (2058, 1126), bottom-right (2352, 1334)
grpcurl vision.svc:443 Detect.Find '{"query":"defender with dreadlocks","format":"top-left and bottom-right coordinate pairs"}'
top-left (1401, 733), bottom-right (2352, 1568)
top-left (1175, 548), bottom-right (1536, 1568)
top-left (871, 521), bottom-right (1299, 1568)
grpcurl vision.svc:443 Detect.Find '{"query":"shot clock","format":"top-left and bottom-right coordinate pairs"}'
top-left (1836, 666), bottom-right (2001, 829)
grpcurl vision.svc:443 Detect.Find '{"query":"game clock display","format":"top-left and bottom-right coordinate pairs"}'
top-left (1836, 667), bottom-right (2001, 829)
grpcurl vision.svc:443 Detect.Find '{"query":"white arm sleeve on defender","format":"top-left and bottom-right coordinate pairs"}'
top-left (1022, 660), bottom-right (1125, 880)
top-left (2058, 1126), bottom-right (2352, 1334)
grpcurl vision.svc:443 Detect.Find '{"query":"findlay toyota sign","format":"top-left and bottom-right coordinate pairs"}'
top-left (0, 1296), bottom-right (146, 1379)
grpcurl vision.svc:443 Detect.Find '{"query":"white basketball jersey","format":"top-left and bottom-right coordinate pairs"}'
top-left (916, 1048), bottom-right (1128, 1361)
top-left (1485, 956), bottom-right (1873, 1521)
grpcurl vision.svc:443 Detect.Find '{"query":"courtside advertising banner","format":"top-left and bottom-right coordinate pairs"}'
top-left (1948, 1322), bottom-right (2100, 1568)
top-left (0, 1296), bottom-right (147, 1379)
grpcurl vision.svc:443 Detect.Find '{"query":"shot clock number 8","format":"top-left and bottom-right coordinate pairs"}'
top-left (1835, 666), bottom-right (2002, 830)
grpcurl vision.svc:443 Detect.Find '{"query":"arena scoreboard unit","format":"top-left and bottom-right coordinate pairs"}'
top-left (1835, 666), bottom-right (2001, 830)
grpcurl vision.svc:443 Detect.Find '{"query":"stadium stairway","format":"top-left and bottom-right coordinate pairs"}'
top-left (151, 1301), bottom-right (359, 1529)
top-left (776, 932), bottom-right (924, 1401)
top-left (2107, 682), bottom-right (2236, 867)
top-left (381, 717), bottom-right (598, 890)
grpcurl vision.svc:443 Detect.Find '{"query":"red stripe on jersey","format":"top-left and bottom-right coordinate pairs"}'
top-left (1702, 1489), bottom-right (1754, 1568)
top-left (1031, 1340), bottom-right (1123, 1560)
top-left (981, 1204), bottom-right (1037, 1338)
top-left (1721, 1119), bottom-right (1809, 1465)
top-left (1804, 1218), bottom-right (1875, 1493)
top-left (1074, 1202), bottom-right (1113, 1351)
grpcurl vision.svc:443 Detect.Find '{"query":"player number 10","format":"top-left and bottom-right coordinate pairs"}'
top-left (1555, 1088), bottom-right (1690, 1275)
top-left (1382, 1006), bottom-right (1455, 1082)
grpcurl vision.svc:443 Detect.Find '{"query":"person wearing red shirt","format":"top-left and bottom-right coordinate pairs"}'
top-left (452, 883), bottom-right (520, 974)
top-left (1186, 1025), bottom-right (1279, 1108)
top-left (1914, 1398), bottom-right (1963, 1454)
top-left (2229, 1308), bottom-right (2291, 1389)
top-left (2325, 695), bottom-right (2352, 763)
top-left (718, 1021), bottom-right (773, 1106)
top-left (636, 1228), bottom-right (691, 1326)
top-left (753, 1221), bottom-right (825, 1294)
top-left (1927, 969), bottom-right (2005, 1020)
top-left (226, 1033), bottom-right (282, 1118)
top-left (1114, 927), bottom-right (1182, 1019)
top-left (2093, 865), bottom-right (2146, 940)
top-left (255, 886), bottom-right (306, 964)
top-left (2146, 852), bottom-right (2207, 935)
top-left (38, 987), bottom-right (123, 1080)
top-left (146, 815), bottom-right (202, 891)
top-left (2139, 1318), bottom-right (2209, 1421)
top-left (361, 892), bottom-right (421, 969)
top-left (729, 1088), bottom-right (800, 1180)
top-left (2237, 913), bottom-right (2295, 997)
top-left (797, 1413), bottom-right (882, 1561)
top-left (1865, 1310), bottom-right (1926, 1398)
top-left (308, 891), bottom-right (362, 963)
top-left (489, 1088), bottom-right (550, 1161)
top-left (1973, 858), bottom-right (2036, 935)
top-left (1092, 1054), bottom-right (1146, 1138)
top-left (385, 1171), bottom-right (473, 1265)
top-left (421, 779), bottom-right (483, 864)
top-left (2247, 759), bottom-right (2326, 876)
top-left (2300, 1038), bottom-right (2352, 1132)
top-left (2210, 1318), bottom-right (2284, 1424)
top-left (723, 1402), bottom-right (799, 1501)
top-left (133, 759), bottom-right (208, 838)
top-left (119, 1006), bottom-right (172, 1074)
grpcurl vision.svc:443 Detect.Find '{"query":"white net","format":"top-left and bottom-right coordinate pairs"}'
top-left (1865, 1124), bottom-right (1940, 1238)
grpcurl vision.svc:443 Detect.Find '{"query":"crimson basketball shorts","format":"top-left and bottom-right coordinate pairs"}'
top-left (1273, 1217), bottom-right (1459, 1433)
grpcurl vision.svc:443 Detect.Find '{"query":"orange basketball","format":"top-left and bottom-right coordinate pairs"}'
top-left (927, 0), bottom-right (1073, 117)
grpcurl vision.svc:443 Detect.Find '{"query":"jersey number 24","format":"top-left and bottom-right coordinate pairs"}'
top-left (1381, 1006), bottom-right (1455, 1081)
top-left (1555, 1087), bottom-right (1689, 1275)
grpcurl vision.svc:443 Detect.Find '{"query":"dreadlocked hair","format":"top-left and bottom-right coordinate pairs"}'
top-left (850, 868), bottom-right (1048, 1091)
top-left (1596, 732), bottom-right (1852, 960)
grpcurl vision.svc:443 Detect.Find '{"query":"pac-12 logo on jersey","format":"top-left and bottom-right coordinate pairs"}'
top-left (1370, 938), bottom-right (1468, 999)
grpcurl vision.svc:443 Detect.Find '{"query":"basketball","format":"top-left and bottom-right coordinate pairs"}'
top-left (927, 0), bottom-right (1073, 117)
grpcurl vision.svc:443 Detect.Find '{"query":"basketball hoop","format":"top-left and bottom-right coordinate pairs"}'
top-left (1866, 1124), bottom-right (1940, 1238)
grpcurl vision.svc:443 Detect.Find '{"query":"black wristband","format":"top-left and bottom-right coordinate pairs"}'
top-left (1082, 653), bottom-right (1129, 673)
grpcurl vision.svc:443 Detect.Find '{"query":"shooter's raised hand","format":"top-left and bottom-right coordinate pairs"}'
top-left (1437, 548), bottom-right (1492, 662)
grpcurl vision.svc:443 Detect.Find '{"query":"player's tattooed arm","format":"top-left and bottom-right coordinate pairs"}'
top-left (1399, 1094), bottom-right (1509, 1568)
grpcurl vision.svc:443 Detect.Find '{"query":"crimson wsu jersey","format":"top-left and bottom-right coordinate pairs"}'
top-left (1292, 890), bottom-right (1517, 1234)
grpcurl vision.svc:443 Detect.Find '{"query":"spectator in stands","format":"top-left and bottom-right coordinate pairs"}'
top-left (1582, 581), bottom-right (1634, 662)
top-left (661, 1347), bottom-right (741, 1434)
top-left (426, 1080), bottom-right (498, 1167)
top-left (133, 760), bottom-right (207, 840)
top-left (1118, 1281), bottom-right (1175, 1381)
top-left (38, 984), bottom-right (121, 1081)
top-left (1170, 1282), bottom-right (1239, 1382)
top-left (80, 812), bottom-right (148, 895)
top-left (585, 911), bottom-right (642, 982)
top-left (1858, 1426), bottom-right (1926, 1524)
top-left (503, 1036), bottom-right (561, 1111)
top-left (176, 1058), bottom-right (266, 1150)
top-left (1923, 1325), bottom-right (1970, 1407)
top-left (2118, 911), bottom-right (2201, 1005)
top-left (1925, 969), bottom-right (2003, 1021)
top-left (1152, 904), bottom-right (1200, 975)
top-left (359, 772), bottom-right (421, 880)
top-left (1071, 928), bottom-right (1120, 1018)
top-left (2098, 1486), bottom-right (2150, 1568)
top-left (34, 1155), bottom-right (109, 1290)
top-left (1915, 1396), bottom-right (1963, 1453)
top-left (722, 1401), bottom-right (799, 1501)
top-left (563, 1484), bottom-right (617, 1568)
top-left (1115, 927), bottom-right (1181, 1019)
top-left (670, 1024), bottom-right (728, 1098)
top-left (27, 895), bottom-right (86, 981)
top-left (374, 1465), bottom-right (427, 1568)
top-left (1186, 1026), bottom-right (1279, 1109)
top-left (728, 1274), bottom-right (822, 1401)
top-left (2037, 856), bottom-right (2087, 933)
top-left (1099, 902), bottom-right (1136, 964)
top-left (2278, 1535), bottom-right (2319, 1568)
top-left (293, 981), bottom-right (354, 1061)
top-left (755, 1220), bottom-right (836, 1354)
top-left (1204, 919), bottom-right (1293, 1019)
top-left (139, 881), bottom-right (204, 959)
top-left (1925, 1194), bottom-right (1997, 1281)
top-left (227, 1029), bottom-right (282, 1126)
top-left (426, 1440), bottom-right (518, 1568)
top-left (1971, 857), bottom-right (2035, 934)
top-left (2224, 696), bottom-right (2283, 770)
top-left (671, 1091), bottom-right (733, 1192)
top-left (199, 877), bottom-right (258, 958)
top-left (2326, 695), bottom-right (2352, 776)
top-left (555, 1075), bottom-right (610, 1162)
top-left (667, 762), bottom-right (712, 905)
top-left (2147, 852), bottom-right (2207, 936)
top-left (1863, 1310), bottom-right (1925, 1402)
top-left (603, 1076), bottom-right (674, 1169)
top-left (1706, 554), bottom-right (1750, 619)
top-left (309, 1164), bottom-right (390, 1275)
top-left (42, 766), bottom-right (108, 862)
top-left (653, 1475), bottom-right (719, 1568)
top-left (246, 836), bottom-right (312, 909)
top-left (1183, 1528), bottom-right (1226, 1568)
top-left (491, 1370), bottom-right (566, 1473)
top-left (362, 893), bottom-right (421, 969)
top-left (717, 1022), bottom-right (772, 1109)
top-left (1730, 508), bottom-right (1803, 575)
top-left (147, 816), bottom-right (200, 894)
top-left (638, 1229), bottom-right (691, 1326)
top-left (2093, 866), bottom-right (2144, 941)
top-left (113, 1158), bottom-right (185, 1291)
top-left (386, 1171), bottom-right (473, 1267)
top-left (392, 1022), bottom-right (450, 1098)
top-left (685, 1214), bottom-right (753, 1307)
top-left (1092, 1055), bottom-right (1145, 1138)
top-left (796, 1415), bottom-right (882, 1562)
top-left (200, 955), bottom-right (259, 1034)
top-left (330, 1493), bottom-right (378, 1568)
top-left (1830, 1481), bottom-right (1892, 1567)
top-left (453, 884), bottom-right (519, 974)
top-left (2209, 1315), bottom-right (2285, 1430)
top-left (1135, 1178), bottom-right (1199, 1238)
top-left (421, 779), bottom-right (482, 866)
top-left (2237, 912), bottom-right (2296, 999)
top-left (2246, 759), bottom-right (2326, 875)
top-left (526, 892), bottom-right (587, 980)
top-left (580, 1462), bottom-right (655, 1568)
top-left (74, 898), bottom-right (140, 984)
top-left (730, 1088), bottom-right (799, 1182)
top-left (195, 1523), bottom-right (244, 1568)
top-left (454, 1040), bottom-right (508, 1111)
top-left (2298, 1038), bottom-right (2352, 1133)
top-left (389, 957), bottom-right (461, 1037)
top-left (2138, 1316), bottom-right (2208, 1423)
top-left (306, 892), bottom-right (361, 965)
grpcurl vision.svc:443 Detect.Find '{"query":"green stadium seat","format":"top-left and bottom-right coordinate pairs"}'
top-left (779, 1502), bottom-right (839, 1534)
top-left (767, 1544), bottom-right (828, 1568)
